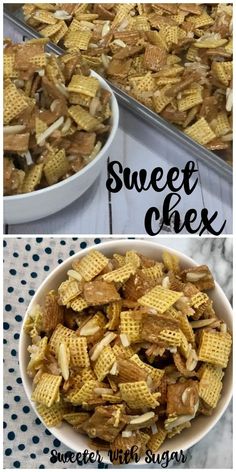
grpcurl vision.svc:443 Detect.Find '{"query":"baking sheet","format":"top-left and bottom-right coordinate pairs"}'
top-left (3, 6), bottom-right (232, 182)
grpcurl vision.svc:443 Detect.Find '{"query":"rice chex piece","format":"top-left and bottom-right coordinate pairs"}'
top-left (66, 380), bottom-right (97, 405)
top-left (32, 373), bottom-right (62, 407)
top-left (68, 336), bottom-right (90, 368)
top-left (120, 311), bottom-right (142, 343)
top-left (72, 250), bottom-right (109, 281)
top-left (119, 381), bottom-right (159, 409)
top-left (185, 118), bottom-right (216, 145)
top-left (94, 345), bottom-right (116, 381)
top-left (158, 329), bottom-right (182, 346)
top-left (131, 354), bottom-right (164, 385)
top-left (83, 280), bottom-right (120, 305)
top-left (147, 427), bottom-right (167, 452)
top-left (48, 323), bottom-right (76, 354)
top-left (198, 331), bottom-right (232, 368)
top-left (4, 82), bottom-right (29, 124)
top-left (103, 263), bottom-right (136, 283)
top-left (191, 292), bottom-right (209, 309)
top-left (199, 364), bottom-right (224, 408)
top-left (63, 412), bottom-right (90, 426)
top-left (68, 75), bottom-right (100, 97)
top-left (43, 290), bottom-right (64, 332)
top-left (138, 286), bottom-right (182, 313)
top-left (22, 164), bottom-right (43, 193)
top-left (44, 149), bottom-right (69, 186)
top-left (58, 279), bottom-right (82, 305)
top-left (37, 402), bottom-right (68, 427)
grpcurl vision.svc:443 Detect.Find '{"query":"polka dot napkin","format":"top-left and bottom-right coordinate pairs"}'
top-left (3, 237), bottom-right (110, 469)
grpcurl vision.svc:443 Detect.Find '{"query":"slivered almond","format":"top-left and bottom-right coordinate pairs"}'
top-left (122, 430), bottom-right (133, 438)
top-left (162, 276), bottom-right (170, 289)
top-left (129, 411), bottom-right (155, 425)
top-left (190, 319), bottom-right (216, 328)
top-left (67, 269), bottom-right (83, 281)
top-left (37, 116), bottom-right (64, 145)
top-left (186, 348), bottom-right (198, 371)
top-left (110, 361), bottom-right (118, 375)
top-left (186, 272), bottom-right (207, 282)
top-left (54, 10), bottom-right (72, 20)
top-left (91, 332), bottom-right (117, 361)
top-left (120, 333), bottom-right (130, 347)
top-left (58, 342), bottom-right (70, 381)
top-left (151, 423), bottom-right (158, 434)
top-left (94, 387), bottom-right (113, 395)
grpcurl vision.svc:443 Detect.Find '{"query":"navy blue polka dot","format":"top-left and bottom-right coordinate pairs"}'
top-left (23, 263), bottom-right (28, 267)
top-left (32, 435), bottom-right (40, 444)
top-left (14, 395), bottom-right (20, 402)
top-left (18, 297), bottom-right (24, 303)
top-left (11, 414), bottom-right (17, 420)
top-left (21, 279), bottom-right (27, 285)
top-left (3, 421), bottom-right (7, 428)
top-left (16, 377), bottom-right (22, 384)
top-left (45, 428), bottom-right (51, 436)
top-left (3, 322), bottom-right (10, 330)
top-left (14, 333), bottom-right (20, 340)
top-left (58, 259), bottom-right (63, 264)
top-left (5, 304), bottom-right (12, 312)
top-left (20, 425), bottom-right (27, 432)
top-left (11, 349), bottom-right (17, 357)
top-left (94, 238), bottom-right (101, 244)
top-left (29, 289), bottom-right (35, 296)
top-left (7, 386), bottom-right (12, 391)
top-left (53, 439), bottom-right (61, 447)
top-left (80, 242), bottom-right (87, 249)
top-left (60, 240), bottom-right (66, 245)
top-left (30, 454), bottom-right (36, 459)
top-left (9, 368), bottom-right (14, 373)
top-left (8, 432), bottom-right (15, 440)
top-left (45, 247), bottom-right (52, 254)
top-left (18, 444), bottom-right (25, 451)
top-left (43, 447), bottom-right (49, 454)
top-left (25, 244), bottom-right (31, 251)
top-left (44, 266), bottom-right (49, 271)
top-left (32, 254), bottom-right (40, 261)
top-left (23, 405), bottom-right (30, 413)
top-left (3, 339), bottom-right (7, 344)
top-left (10, 269), bottom-right (16, 275)
top-left (39, 465), bottom-right (45, 469)
top-left (13, 461), bottom-right (21, 468)
top-left (5, 449), bottom-right (12, 456)
top-left (3, 240), bottom-right (7, 247)
top-left (7, 287), bottom-right (14, 293)
top-left (72, 237), bottom-right (78, 241)
top-left (31, 272), bottom-right (37, 278)
top-left (35, 418), bottom-right (41, 425)
top-left (36, 238), bottom-right (43, 243)
top-left (13, 252), bottom-right (19, 258)
top-left (69, 250), bottom-right (75, 256)
top-left (4, 404), bottom-right (9, 409)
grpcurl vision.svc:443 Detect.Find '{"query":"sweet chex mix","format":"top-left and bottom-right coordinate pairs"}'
top-left (22, 3), bottom-right (233, 162)
top-left (3, 38), bottom-right (112, 196)
top-left (24, 248), bottom-right (232, 459)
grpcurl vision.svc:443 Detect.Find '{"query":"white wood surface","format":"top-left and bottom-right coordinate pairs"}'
top-left (4, 19), bottom-right (232, 235)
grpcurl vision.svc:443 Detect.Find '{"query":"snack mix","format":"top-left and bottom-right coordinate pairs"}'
top-left (22, 3), bottom-right (233, 162)
top-left (24, 249), bottom-right (232, 459)
top-left (3, 38), bottom-right (112, 196)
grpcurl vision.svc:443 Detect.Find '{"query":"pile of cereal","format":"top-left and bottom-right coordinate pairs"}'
top-left (22, 3), bottom-right (233, 161)
top-left (4, 38), bottom-right (112, 196)
top-left (24, 248), bottom-right (232, 460)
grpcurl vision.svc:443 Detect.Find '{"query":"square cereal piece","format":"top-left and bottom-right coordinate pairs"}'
top-left (138, 286), bottom-right (182, 313)
top-left (27, 336), bottom-right (48, 375)
top-left (66, 380), bottom-right (97, 405)
top-left (40, 23), bottom-right (63, 38)
top-left (31, 373), bottom-right (62, 407)
top-left (70, 296), bottom-right (89, 312)
top-left (42, 290), bottom-right (64, 332)
top-left (162, 250), bottom-right (180, 273)
top-left (37, 402), bottom-right (68, 427)
top-left (191, 292), bottom-right (209, 309)
top-left (198, 331), bottom-right (232, 368)
top-left (63, 412), bottom-right (90, 427)
top-left (144, 45), bottom-right (167, 71)
top-left (58, 279), bottom-right (82, 305)
top-left (48, 323), bottom-right (76, 355)
top-left (103, 263), bottom-right (136, 283)
top-left (147, 427), bottom-right (167, 452)
top-left (185, 118), bottom-right (216, 145)
top-left (167, 380), bottom-right (199, 416)
top-left (120, 311), bottom-right (143, 343)
top-left (64, 30), bottom-right (92, 50)
top-left (158, 329), bottom-right (182, 347)
top-left (131, 354), bottom-right (164, 385)
top-left (4, 82), bottom-right (29, 124)
top-left (178, 92), bottom-right (203, 112)
top-left (94, 345), bottom-right (116, 381)
top-left (43, 149), bottom-right (69, 186)
top-left (68, 336), bottom-right (90, 368)
top-left (68, 75), bottom-right (100, 97)
top-left (142, 313), bottom-right (180, 344)
top-left (119, 381), bottom-right (159, 409)
top-left (83, 280), bottom-right (120, 306)
top-left (22, 164), bottom-right (43, 194)
top-left (199, 364), bottom-right (224, 408)
top-left (72, 250), bottom-right (109, 281)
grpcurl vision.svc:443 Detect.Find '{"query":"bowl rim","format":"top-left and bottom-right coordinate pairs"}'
top-left (4, 70), bottom-right (119, 201)
top-left (19, 239), bottom-right (233, 465)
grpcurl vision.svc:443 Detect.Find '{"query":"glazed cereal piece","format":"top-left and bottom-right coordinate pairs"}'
top-left (82, 405), bottom-right (127, 442)
top-left (94, 345), bottom-right (116, 381)
top-left (58, 279), bottom-right (83, 306)
top-left (37, 401), bottom-right (69, 427)
top-left (120, 311), bottom-right (143, 343)
top-left (66, 380), bottom-right (98, 405)
top-left (48, 323), bottom-right (76, 355)
top-left (147, 426), bottom-right (167, 452)
top-left (72, 250), bottom-right (109, 281)
top-left (123, 272), bottom-right (156, 301)
top-left (141, 313), bottom-right (180, 344)
top-left (83, 280), bottom-right (121, 305)
top-left (181, 265), bottom-right (215, 291)
top-left (198, 364), bottom-right (224, 408)
top-left (138, 286), bottom-right (183, 313)
top-left (63, 412), bottom-right (90, 427)
top-left (42, 290), bottom-right (64, 332)
top-left (166, 380), bottom-right (199, 416)
top-left (32, 373), bottom-right (62, 407)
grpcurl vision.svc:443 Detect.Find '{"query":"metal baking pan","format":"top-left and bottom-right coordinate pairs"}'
top-left (4, 6), bottom-right (232, 182)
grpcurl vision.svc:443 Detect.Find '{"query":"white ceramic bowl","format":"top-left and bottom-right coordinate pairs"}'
top-left (4, 71), bottom-right (119, 224)
top-left (19, 240), bottom-right (232, 464)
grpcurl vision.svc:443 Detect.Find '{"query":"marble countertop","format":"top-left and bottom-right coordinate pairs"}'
top-left (4, 17), bottom-right (232, 236)
top-left (3, 237), bottom-right (232, 469)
